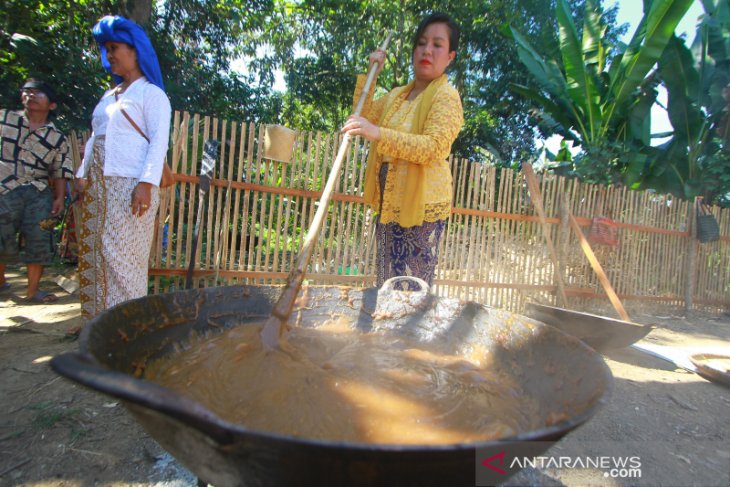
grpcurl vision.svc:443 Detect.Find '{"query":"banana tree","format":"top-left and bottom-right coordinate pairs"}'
top-left (508, 0), bottom-right (694, 185)
top-left (644, 0), bottom-right (730, 204)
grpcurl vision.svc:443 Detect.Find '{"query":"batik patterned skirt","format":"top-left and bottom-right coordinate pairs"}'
top-left (375, 164), bottom-right (445, 288)
top-left (77, 137), bottom-right (159, 322)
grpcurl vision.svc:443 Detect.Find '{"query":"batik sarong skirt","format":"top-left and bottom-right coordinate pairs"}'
top-left (375, 164), bottom-right (445, 288)
top-left (77, 137), bottom-right (159, 322)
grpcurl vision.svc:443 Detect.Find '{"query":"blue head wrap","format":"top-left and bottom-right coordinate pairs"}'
top-left (92, 15), bottom-right (165, 91)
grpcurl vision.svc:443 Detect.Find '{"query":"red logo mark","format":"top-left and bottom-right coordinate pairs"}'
top-left (482, 451), bottom-right (507, 475)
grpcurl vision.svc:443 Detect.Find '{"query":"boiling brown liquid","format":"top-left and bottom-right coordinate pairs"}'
top-left (145, 319), bottom-right (541, 445)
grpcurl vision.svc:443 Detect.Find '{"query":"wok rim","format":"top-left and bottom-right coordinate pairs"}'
top-left (525, 302), bottom-right (655, 330)
top-left (689, 353), bottom-right (730, 388)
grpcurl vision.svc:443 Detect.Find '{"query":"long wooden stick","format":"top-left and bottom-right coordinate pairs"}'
top-left (261, 31), bottom-right (393, 349)
top-left (567, 210), bottom-right (630, 321)
top-left (185, 140), bottom-right (218, 289)
top-left (522, 162), bottom-right (568, 306)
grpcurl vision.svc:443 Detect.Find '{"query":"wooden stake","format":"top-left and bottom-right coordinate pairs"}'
top-left (522, 162), bottom-right (568, 306)
top-left (684, 197), bottom-right (698, 315)
top-left (568, 210), bottom-right (630, 321)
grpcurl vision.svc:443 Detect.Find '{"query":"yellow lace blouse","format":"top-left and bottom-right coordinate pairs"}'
top-left (354, 74), bottom-right (464, 227)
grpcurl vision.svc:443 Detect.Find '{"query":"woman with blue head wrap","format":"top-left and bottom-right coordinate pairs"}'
top-left (92, 15), bottom-right (165, 91)
top-left (74, 15), bottom-right (171, 324)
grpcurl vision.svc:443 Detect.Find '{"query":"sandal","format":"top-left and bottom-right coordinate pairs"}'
top-left (27, 290), bottom-right (59, 304)
top-left (65, 325), bottom-right (82, 338)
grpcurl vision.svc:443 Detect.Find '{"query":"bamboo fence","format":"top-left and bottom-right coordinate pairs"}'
top-left (73, 111), bottom-right (730, 315)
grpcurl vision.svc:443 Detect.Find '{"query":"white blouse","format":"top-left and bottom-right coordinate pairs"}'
top-left (77, 77), bottom-right (171, 186)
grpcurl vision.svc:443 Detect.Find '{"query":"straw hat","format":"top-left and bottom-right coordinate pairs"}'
top-left (263, 124), bottom-right (297, 163)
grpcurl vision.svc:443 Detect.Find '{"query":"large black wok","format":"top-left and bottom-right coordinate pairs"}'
top-left (51, 283), bottom-right (612, 486)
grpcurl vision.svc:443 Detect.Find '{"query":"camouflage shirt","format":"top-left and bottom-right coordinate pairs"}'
top-left (0, 109), bottom-right (73, 195)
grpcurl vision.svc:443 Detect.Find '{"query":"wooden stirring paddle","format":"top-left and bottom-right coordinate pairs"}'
top-left (261, 32), bottom-right (393, 350)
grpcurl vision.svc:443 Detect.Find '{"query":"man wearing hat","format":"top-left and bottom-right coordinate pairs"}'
top-left (0, 79), bottom-right (74, 302)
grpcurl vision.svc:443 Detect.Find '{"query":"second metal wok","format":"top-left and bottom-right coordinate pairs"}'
top-left (525, 302), bottom-right (655, 353)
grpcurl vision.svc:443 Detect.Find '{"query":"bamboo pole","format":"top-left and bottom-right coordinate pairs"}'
top-left (684, 197), bottom-right (698, 315)
top-left (568, 209), bottom-right (630, 321)
top-left (214, 180), bottom-right (233, 284)
top-left (483, 165), bottom-right (492, 304)
top-left (253, 124), bottom-right (266, 275)
top-left (182, 113), bottom-right (198, 283)
top-left (522, 162), bottom-right (568, 306)
top-left (342, 140), bottom-right (358, 279)
top-left (282, 147), bottom-right (297, 274)
top-left (262, 156), bottom-right (276, 280)
top-left (228, 121), bottom-right (246, 281)
top-left (294, 132), bottom-right (315, 273)
top-left (210, 119), bottom-right (226, 284)
top-left (558, 191), bottom-right (570, 307)
top-left (271, 157), bottom-right (283, 278)
top-left (305, 131), bottom-right (322, 269)
top-left (240, 123), bottom-right (255, 279)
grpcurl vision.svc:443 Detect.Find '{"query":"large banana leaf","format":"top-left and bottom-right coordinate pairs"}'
top-left (660, 35), bottom-right (704, 144)
top-left (695, 11), bottom-right (728, 64)
top-left (509, 83), bottom-right (581, 142)
top-left (651, 1), bottom-right (730, 201)
top-left (509, 27), bottom-right (572, 102)
top-left (627, 82), bottom-right (659, 146)
top-left (581, 0), bottom-right (606, 69)
top-left (692, 2), bottom-right (730, 114)
top-left (643, 139), bottom-right (690, 195)
top-left (621, 150), bottom-right (650, 188)
top-left (556, 0), bottom-right (601, 143)
top-left (607, 16), bottom-right (646, 84)
top-left (510, 25), bottom-right (589, 139)
top-left (605, 0), bottom-right (694, 131)
top-left (582, 0), bottom-right (609, 101)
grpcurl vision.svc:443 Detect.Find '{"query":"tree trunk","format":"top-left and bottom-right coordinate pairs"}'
top-left (120, 0), bottom-right (152, 26)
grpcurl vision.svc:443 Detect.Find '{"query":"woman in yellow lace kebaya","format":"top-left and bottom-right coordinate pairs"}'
top-left (342, 12), bottom-right (463, 287)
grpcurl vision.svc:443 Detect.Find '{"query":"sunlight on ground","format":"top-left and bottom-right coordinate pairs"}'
top-left (550, 467), bottom-right (626, 486)
top-left (607, 364), bottom-right (704, 383)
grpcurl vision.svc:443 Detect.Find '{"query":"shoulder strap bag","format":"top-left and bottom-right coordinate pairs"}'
top-left (115, 91), bottom-right (175, 189)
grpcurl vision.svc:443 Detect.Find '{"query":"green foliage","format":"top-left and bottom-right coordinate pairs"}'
top-left (6, 0), bottom-right (726, 206)
top-left (152, 0), bottom-right (279, 122)
top-left (258, 0), bottom-right (627, 164)
top-left (509, 0), bottom-right (693, 186)
top-left (0, 0), bottom-right (112, 129)
top-left (0, 1), bottom-right (279, 131)
top-left (2, 0), bottom-right (623, 168)
top-left (644, 0), bottom-right (730, 205)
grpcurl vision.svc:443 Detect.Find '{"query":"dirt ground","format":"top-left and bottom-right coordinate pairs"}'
top-left (1, 263), bottom-right (729, 487)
